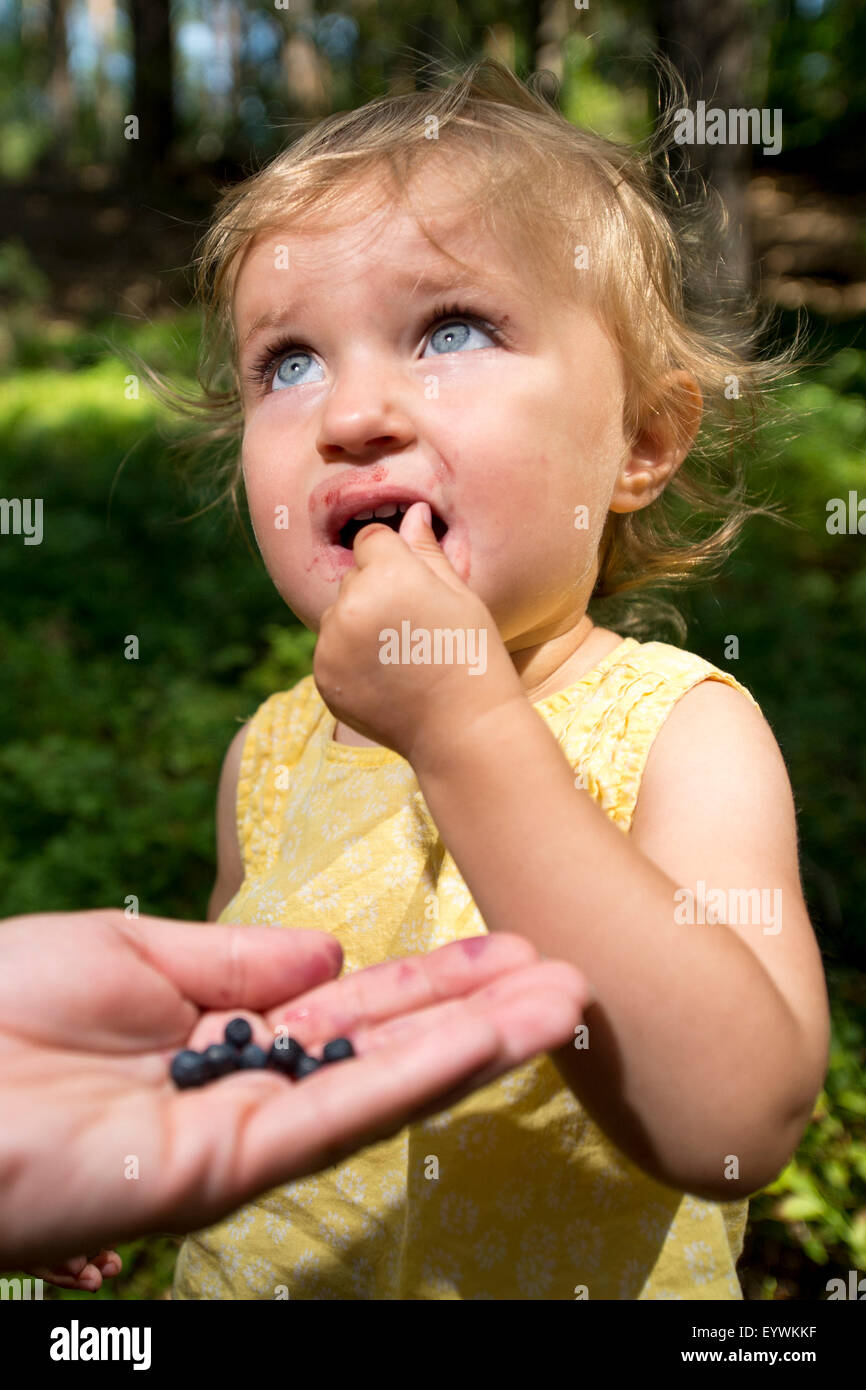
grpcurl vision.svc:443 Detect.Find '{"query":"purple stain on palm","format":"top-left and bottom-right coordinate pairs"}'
top-left (461, 937), bottom-right (490, 959)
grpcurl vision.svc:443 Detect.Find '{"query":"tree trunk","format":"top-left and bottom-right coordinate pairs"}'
top-left (534, 0), bottom-right (570, 81)
top-left (650, 0), bottom-right (754, 295)
top-left (47, 0), bottom-right (74, 167)
top-left (87, 0), bottom-right (119, 165)
top-left (128, 0), bottom-right (175, 176)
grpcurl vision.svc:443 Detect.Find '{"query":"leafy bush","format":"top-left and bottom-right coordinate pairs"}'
top-left (739, 965), bottom-right (866, 1298)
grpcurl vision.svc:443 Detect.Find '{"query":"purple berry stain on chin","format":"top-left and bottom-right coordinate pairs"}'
top-left (461, 936), bottom-right (490, 959)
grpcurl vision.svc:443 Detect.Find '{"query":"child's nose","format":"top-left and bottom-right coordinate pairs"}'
top-left (315, 359), bottom-right (418, 460)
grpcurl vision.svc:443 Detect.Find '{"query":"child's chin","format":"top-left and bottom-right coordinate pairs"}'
top-left (440, 526), bottom-right (470, 584)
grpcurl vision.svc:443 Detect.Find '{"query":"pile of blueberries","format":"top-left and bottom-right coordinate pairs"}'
top-left (170, 1017), bottom-right (355, 1090)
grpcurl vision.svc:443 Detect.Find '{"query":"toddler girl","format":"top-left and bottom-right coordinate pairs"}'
top-left (169, 58), bottom-right (829, 1299)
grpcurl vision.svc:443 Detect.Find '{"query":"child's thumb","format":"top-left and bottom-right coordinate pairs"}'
top-left (398, 502), bottom-right (462, 584)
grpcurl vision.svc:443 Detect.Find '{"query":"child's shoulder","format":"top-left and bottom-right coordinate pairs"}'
top-left (612, 637), bottom-right (774, 820)
top-left (228, 674), bottom-right (323, 796)
top-left (244, 672), bottom-right (322, 736)
top-left (626, 644), bottom-right (829, 1076)
top-left (622, 638), bottom-right (793, 884)
top-left (611, 637), bottom-right (761, 711)
top-left (564, 634), bottom-right (768, 820)
top-left (633, 642), bottom-right (770, 770)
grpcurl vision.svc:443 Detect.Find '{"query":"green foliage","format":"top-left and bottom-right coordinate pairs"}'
top-left (0, 324), bottom-right (301, 924)
top-left (0, 0), bottom-right (863, 185)
top-left (760, 0), bottom-right (866, 166)
top-left (561, 33), bottom-right (654, 145)
top-left (675, 336), bottom-right (866, 970)
top-left (744, 966), bottom-right (866, 1291)
top-left (0, 238), bottom-right (50, 304)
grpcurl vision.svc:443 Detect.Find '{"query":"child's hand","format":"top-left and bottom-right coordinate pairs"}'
top-left (25, 1248), bottom-right (122, 1291)
top-left (314, 501), bottom-right (525, 765)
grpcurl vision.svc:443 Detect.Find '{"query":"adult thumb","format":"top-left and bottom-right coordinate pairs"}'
top-left (116, 915), bottom-right (343, 1009)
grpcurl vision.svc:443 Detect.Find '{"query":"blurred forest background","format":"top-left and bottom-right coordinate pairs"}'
top-left (0, 0), bottom-right (864, 1302)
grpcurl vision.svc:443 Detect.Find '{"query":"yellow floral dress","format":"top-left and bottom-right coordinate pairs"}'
top-left (173, 636), bottom-right (762, 1300)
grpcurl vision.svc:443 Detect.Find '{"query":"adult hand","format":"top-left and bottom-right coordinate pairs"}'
top-left (0, 909), bottom-right (589, 1270)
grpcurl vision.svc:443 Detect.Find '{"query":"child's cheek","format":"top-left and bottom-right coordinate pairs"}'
top-left (240, 468), bottom-right (268, 551)
top-left (242, 438), bottom-right (282, 543)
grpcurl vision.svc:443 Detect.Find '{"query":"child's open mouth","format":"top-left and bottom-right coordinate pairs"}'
top-left (311, 484), bottom-right (466, 579)
top-left (336, 503), bottom-right (449, 550)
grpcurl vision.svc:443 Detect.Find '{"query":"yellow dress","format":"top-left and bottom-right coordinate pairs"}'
top-left (173, 636), bottom-right (762, 1300)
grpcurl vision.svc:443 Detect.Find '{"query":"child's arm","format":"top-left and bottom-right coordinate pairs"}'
top-left (410, 678), bottom-right (831, 1202)
top-left (207, 724), bottom-right (249, 921)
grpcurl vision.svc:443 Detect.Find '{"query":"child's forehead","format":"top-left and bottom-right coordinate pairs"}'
top-left (231, 210), bottom-right (544, 343)
top-left (232, 153), bottom-right (564, 297)
top-left (229, 159), bottom-right (603, 344)
top-left (237, 199), bottom-right (515, 295)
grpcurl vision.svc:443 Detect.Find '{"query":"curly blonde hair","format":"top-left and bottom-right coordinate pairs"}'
top-left (142, 55), bottom-right (800, 641)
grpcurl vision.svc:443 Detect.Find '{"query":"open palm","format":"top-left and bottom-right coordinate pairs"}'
top-left (0, 909), bottom-right (588, 1276)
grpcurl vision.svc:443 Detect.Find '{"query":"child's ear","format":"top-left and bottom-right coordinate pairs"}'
top-left (608, 370), bottom-right (702, 514)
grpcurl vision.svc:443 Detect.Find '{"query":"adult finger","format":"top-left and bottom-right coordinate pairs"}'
top-left (116, 916), bottom-right (343, 1011)
top-left (393, 984), bottom-right (585, 1124)
top-left (263, 933), bottom-right (539, 1047)
top-left (354, 958), bottom-right (589, 1054)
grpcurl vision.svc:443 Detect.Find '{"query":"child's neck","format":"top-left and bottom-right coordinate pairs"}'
top-left (332, 720), bottom-right (382, 747)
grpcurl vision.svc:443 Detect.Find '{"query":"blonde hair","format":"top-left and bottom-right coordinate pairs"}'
top-left (144, 55), bottom-right (801, 641)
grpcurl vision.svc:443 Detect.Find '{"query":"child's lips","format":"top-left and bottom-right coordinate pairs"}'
top-left (316, 481), bottom-right (448, 548)
top-left (314, 512), bottom-right (470, 583)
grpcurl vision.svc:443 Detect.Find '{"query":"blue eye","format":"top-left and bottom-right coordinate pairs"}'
top-left (423, 317), bottom-right (496, 356)
top-left (246, 302), bottom-right (506, 395)
top-left (273, 351), bottom-right (324, 391)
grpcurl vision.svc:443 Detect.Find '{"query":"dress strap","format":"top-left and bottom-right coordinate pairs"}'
top-left (235, 676), bottom-right (321, 879)
top-left (552, 642), bottom-right (762, 834)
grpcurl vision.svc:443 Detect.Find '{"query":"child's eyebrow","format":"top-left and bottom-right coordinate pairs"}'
top-left (239, 267), bottom-right (509, 353)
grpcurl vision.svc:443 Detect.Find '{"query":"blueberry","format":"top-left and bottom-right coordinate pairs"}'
top-left (322, 1037), bottom-right (355, 1063)
top-left (170, 1050), bottom-right (210, 1089)
top-left (204, 1043), bottom-right (238, 1078)
top-left (225, 1017), bottom-right (253, 1049)
top-left (237, 1043), bottom-right (268, 1069)
top-left (267, 1037), bottom-right (303, 1074)
top-left (294, 1054), bottom-right (322, 1078)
